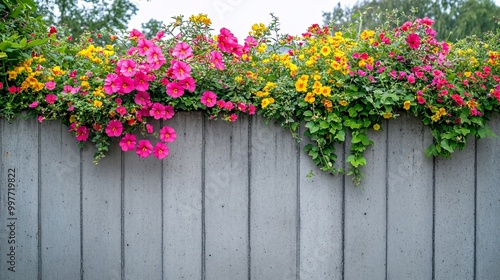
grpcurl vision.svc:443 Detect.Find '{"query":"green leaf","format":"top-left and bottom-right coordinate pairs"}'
top-left (440, 140), bottom-right (453, 153)
top-left (0, 41), bottom-right (12, 51)
top-left (335, 130), bottom-right (345, 141)
top-left (0, 52), bottom-right (7, 59)
top-left (25, 38), bottom-right (49, 48)
top-left (319, 121), bottom-right (329, 129)
top-left (303, 110), bottom-right (312, 117)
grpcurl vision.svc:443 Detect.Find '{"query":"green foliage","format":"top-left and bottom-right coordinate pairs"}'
top-left (323, 0), bottom-right (500, 41)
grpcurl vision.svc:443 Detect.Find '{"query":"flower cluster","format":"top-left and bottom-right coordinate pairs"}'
top-left (1, 10), bottom-right (499, 184)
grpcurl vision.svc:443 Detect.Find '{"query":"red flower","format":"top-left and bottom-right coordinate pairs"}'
top-left (406, 33), bottom-right (420, 49)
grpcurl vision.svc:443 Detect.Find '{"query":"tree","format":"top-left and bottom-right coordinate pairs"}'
top-left (141, 18), bottom-right (163, 39)
top-left (34, 0), bottom-right (139, 39)
top-left (322, 0), bottom-right (500, 41)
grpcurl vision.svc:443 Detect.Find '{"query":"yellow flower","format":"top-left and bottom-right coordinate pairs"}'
top-left (69, 115), bottom-right (77, 123)
top-left (93, 100), bottom-right (103, 107)
top-left (373, 124), bottom-right (381, 131)
top-left (320, 45), bottom-right (331, 57)
top-left (360, 30), bottom-right (375, 40)
top-left (261, 97), bottom-right (274, 108)
top-left (81, 81), bottom-right (90, 91)
top-left (234, 76), bottom-right (243, 83)
top-left (320, 86), bottom-right (331, 97)
top-left (383, 112), bottom-right (393, 119)
top-left (339, 100), bottom-right (348, 106)
top-left (257, 43), bottom-right (267, 53)
top-left (304, 92), bottom-right (315, 104)
top-left (464, 71), bottom-right (472, 78)
top-left (7, 71), bottom-right (18, 80)
top-left (403, 101), bottom-right (411, 110)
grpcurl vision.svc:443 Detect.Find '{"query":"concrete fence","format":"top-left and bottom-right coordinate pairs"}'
top-left (0, 112), bottom-right (499, 280)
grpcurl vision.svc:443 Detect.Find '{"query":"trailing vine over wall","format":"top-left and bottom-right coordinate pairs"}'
top-left (1, 2), bottom-right (500, 185)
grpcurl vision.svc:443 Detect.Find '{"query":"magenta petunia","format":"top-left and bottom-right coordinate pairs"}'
top-left (164, 105), bottom-right (175, 120)
top-left (119, 59), bottom-right (137, 77)
top-left (116, 105), bottom-right (127, 116)
top-left (45, 94), bottom-right (57, 104)
top-left (179, 77), bottom-right (196, 92)
top-left (146, 46), bottom-right (166, 69)
top-left (149, 102), bottom-right (166, 120)
top-left (136, 139), bottom-right (153, 158)
top-left (224, 101), bottom-right (234, 111)
top-left (217, 100), bottom-right (226, 108)
top-left (209, 51), bottom-right (225, 70)
top-left (45, 80), bottom-right (56, 90)
top-left (172, 42), bottom-right (193, 60)
top-left (137, 39), bottom-right (155, 56)
top-left (200, 91), bottom-right (217, 107)
top-left (116, 75), bottom-right (135, 95)
top-left (119, 133), bottom-right (136, 152)
top-left (146, 124), bottom-right (154, 134)
top-left (170, 60), bottom-right (191, 80)
top-left (248, 104), bottom-right (256, 115)
top-left (29, 101), bottom-right (39, 108)
top-left (238, 102), bottom-right (247, 112)
top-left (153, 142), bottom-right (169, 160)
top-left (228, 113), bottom-right (238, 122)
top-left (104, 73), bottom-right (120, 94)
top-left (134, 91), bottom-right (151, 106)
top-left (166, 81), bottom-right (185, 98)
top-left (407, 33), bottom-right (420, 49)
top-left (105, 120), bottom-right (123, 137)
top-left (75, 126), bottom-right (89, 141)
top-left (159, 126), bottom-right (177, 143)
top-left (134, 71), bottom-right (149, 92)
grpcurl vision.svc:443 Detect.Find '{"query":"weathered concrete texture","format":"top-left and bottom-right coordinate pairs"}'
top-left (0, 117), bottom-right (39, 280)
top-left (1, 113), bottom-right (500, 279)
top-left (476, 114), bottom-right (500, 279)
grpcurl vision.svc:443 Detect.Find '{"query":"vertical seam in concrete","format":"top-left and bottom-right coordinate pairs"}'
top-left (161, 149), bottom-right (165, 279)
top-left (296, 126), bottom-right (301, 280)
top-left (432, 156), bottom-right (436, 280)
top-left (473, 138), bottom-right (478, 280)
top-left (341, 140), bottom-right (346, 278)
top-left (201, 116), bottom-right (206, 280)
top-left (247, 116), bottom-right (252, 280)
top-left (38, 122), bottom-right (42, 280)
top-left (80, 149), bottom-right (84, 280)
top-left (160, 120), bottom-right (165, 280)
top-left (385, 120), bottom-right (389, 280)
top-left (120, 152), bottom-right (125, 280)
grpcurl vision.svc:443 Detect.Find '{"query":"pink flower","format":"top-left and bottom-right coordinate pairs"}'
top-left (201, 91), bottom-right (217, 107)
top-left (137, 39), bottom-right (155, 56)
top-left (45, 80), bottom-right (56, 90)
top-left (160, 126), bottom-right (177, 142)
top-left (29, 101), bottom-right (39, 108)
top-left (128, 28), bottom-right (145, 41)
top-left (104, 73), bottom-right (120, 94)
top-left (150, 102), bottom-right (166, 120)
top-left (136, 140), bottom-right (153, 158)
top-left (0, 81), bottom-right (3, 89)
top-left (217, 100), bottom-right (226, 108)
top-left (38, 116), bottom-right (44, 122)
top-left (228, 113), bottom-right (238, 122)
top-left (146, 46), bottom-right (165, 69)
top-left (154, 30), bottom-right (164, 41)
top-left (45, 94), bottom-right (57, 104)
top-left (116, 106), bottom-right (127, 116)
top-left (166, 81), bottom-right (185, 98)
top-left (105, 120), bottom-right (123, 137)
top-left (120, 59), bottom-right (137, 77)
top-left (76, 126), bottom-right (89, 141)
top-left (224, 101), bottom-right (234, 111)
top-left (172, 42), bottom-right (193, 60)
top-left (116, 76), bottom-right (135, 94)
top-left (417, 96), bottom-right (426, 104)
top-left (119, 133), bottom-right (136, 151)
top-left (248, 104), bottom-right (256, 115)
top-left (209, 51), bottom-right (225, 70)
top-left (170, 60), bottom-right (191, 80)
top-left (127, 47), bottom-right (138, 56)
top-left (407, 33), bottom-right (420, 49)
top-left (134, 91), bottom-right (151, 106)
top-left (153, 142), bottom-right (169, 160)
top-left (164, 105), bottom-right (175, 120)
top-left (238, 102), bottom-right (247, 112)
top-left (134, 71), bottom-right (149, 91)
top-left (146, 124), bottom-right (154, 134)
top-left (451, 94), bottom-right (465, 106)
top-left (179, 77), bottom-right (196, 92)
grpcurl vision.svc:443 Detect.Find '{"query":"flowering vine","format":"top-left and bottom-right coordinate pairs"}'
top-left (1, 9), bottom-right (499, 185)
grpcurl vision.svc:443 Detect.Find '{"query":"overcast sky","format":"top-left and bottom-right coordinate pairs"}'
top-left (128, 0), bottom-right (353, 39)
top-left (128, 0), bottom-right (500, 40)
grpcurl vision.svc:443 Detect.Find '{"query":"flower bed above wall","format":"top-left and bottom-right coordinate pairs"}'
top-left (1, 3), bottom-right (499, 185)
